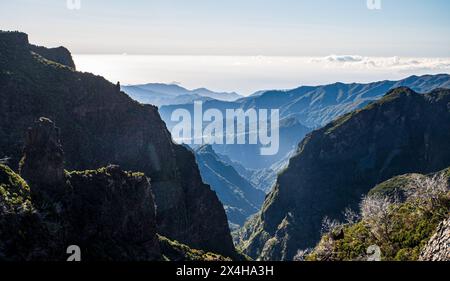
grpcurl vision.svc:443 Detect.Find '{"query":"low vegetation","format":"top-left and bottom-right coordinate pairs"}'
top-left (0, 164), bottom-right (32, 212)
top-left (305, 169), bottom-right (450, 261)
top-left (158, 235), bottom-right (232, 261)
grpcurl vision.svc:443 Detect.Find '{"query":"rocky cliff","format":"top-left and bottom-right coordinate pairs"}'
top-left (238, 87), bottom-right (450, 260)
top-left (0, 30), bottom-right (235, 257)
top-left (419, 218), bottom-right (450, 261)
top-left (1, 118), bottom-right (235, 261)
top-left (195, 145), bottom-right (266, 228)
top-left (1, 118), bottom-right (160, 260)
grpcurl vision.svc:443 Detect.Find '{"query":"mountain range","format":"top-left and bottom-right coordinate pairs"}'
top-left (157, 74), bottom-right (450, 195)
top-left (122, 83), bottom-right (241, 107)
top-left (159, 74), bottom-right (450, 171)
top-left (1, 29), bottom-right (449, 262)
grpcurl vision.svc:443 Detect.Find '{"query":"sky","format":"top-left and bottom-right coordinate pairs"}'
top-left (1, 0), bottom-right (450, 95)
top-left (73, 55), bottom-right (450, 95)
top-left (1, 0), bottom-right (450, 56)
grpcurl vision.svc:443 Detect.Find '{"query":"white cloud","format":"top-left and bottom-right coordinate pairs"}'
top-left (323, 55), bottom-right (364, 63)
top-left (311, 55), bottom-right (450, 72)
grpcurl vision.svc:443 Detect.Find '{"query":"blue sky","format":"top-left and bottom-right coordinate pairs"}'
top-left (1, 0), bottom-right (449, 56)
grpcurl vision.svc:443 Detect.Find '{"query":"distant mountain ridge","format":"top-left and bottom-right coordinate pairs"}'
top-left (161, 74), bottom-right (450, 127)
top-left (159, 74), bottom-right (450, 172)
top-left (122, 83), bottom-right (241, 107)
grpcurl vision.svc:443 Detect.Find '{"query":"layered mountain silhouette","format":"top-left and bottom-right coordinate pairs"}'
top-left (159, 74), bottom-right (450, 171)
top-left (2, 29), bottom-right (449, 262)
top-left (156, 74), bottom-right (450, 199)
top-left (194, 145), bottom-right (265, 228)
top-left (0, 31), bottom-right (237, 259)
top-left (237, 87), bottom-right (450, 260)
top-left (122, 83), bottom-right (241, 107)
top-left (238, 74), bottom-right (450, 128)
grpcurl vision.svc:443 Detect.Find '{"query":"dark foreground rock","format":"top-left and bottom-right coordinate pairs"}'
top-left (0, 30), bottom-right (235, 257)
top-left (1, 118), bottom-right (160, 260)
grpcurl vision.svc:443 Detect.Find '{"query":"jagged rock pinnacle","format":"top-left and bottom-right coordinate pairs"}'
top-left (20, 117), bottom-right (65, 194)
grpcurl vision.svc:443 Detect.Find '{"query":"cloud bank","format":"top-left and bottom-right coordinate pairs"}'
top-left (311, 55), bottom-right (450, 72)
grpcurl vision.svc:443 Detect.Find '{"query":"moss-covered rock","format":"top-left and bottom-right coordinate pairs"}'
top-left (0, 164), bottom-right (31, 211)
top-left (0, 164), bottom-right (55, 260)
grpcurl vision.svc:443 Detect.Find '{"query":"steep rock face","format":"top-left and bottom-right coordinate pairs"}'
top-left (20, 117), bottom-right (65, 192)
top-left (65, 165), bottom-right (160, 261)
top-left (195, 145), bottom-right (266, 227)
top-left (154, 144), bottom-right (235, 256)
top-left (0, 164), bottom-right (48, 260)
top-left (0, 31), bottom-right (235, 257)
top-left (419, 218), bottom-right (450, 261)
top-left (239, 88), bottom-right (450, 260)
top-left (1, 118), bottom-right (160, 260)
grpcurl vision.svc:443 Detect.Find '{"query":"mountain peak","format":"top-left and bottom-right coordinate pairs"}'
top-left (383, 86), bottom-right (417, 97)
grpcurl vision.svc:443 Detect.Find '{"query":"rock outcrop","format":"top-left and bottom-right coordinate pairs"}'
top-left (0, 30), bottom-right (236, 257)
top-left (420, 218), bottom-right (450, 261)
top-left (0, 118), bottom-right (161, 260)
top-left (65, 164), bottom-right (161, 261)
top-left (20, 117), bottom-right (65, 197)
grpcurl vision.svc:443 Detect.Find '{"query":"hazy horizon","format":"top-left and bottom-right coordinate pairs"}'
top-left (3, 0), bottom-right (450, 95)
top-left (74, 54), bottom-right (450, 96)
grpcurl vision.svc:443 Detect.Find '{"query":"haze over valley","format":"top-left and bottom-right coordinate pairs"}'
top-left (1, 0), bottom-right (450, 262)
